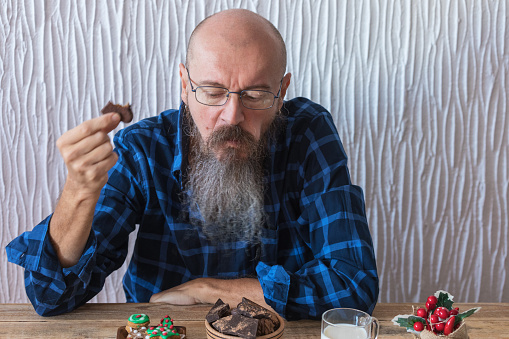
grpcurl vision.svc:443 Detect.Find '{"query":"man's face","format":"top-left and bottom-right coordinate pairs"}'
top-left (179, 35), bottom-right (290, 160)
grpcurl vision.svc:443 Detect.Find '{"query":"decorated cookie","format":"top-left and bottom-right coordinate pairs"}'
top-left (126, 313), bottom-right (150, 334)
top-left (147, 325), bottom-right (180, 338)
top-left (126, 326), bottom-right (149, 339)
top-left (145, 315), bottom-right (180, 338)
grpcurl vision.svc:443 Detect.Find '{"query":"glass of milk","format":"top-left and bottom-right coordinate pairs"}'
top-left (321, 308), bottom-right (379, 339)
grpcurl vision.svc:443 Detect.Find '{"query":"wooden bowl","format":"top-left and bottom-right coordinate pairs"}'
top-left (204, 313), bottom-right (285, 339)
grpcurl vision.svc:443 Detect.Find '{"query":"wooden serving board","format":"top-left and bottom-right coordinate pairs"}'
top-left (117, 325), bottom-right (187, 339)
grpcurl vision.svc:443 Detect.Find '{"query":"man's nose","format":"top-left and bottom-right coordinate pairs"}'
top-left (220, 93), bottom-right (245, 126)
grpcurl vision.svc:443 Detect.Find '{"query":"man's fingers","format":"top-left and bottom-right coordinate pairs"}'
top-left (149, 284), bottom-right (202, 305)
top-left (67, 152), bottom-right (118, 186)
top-left (59, 113), bottom-right (120, 146)
top-left (149, 291), bottom-right (199, 305)
top-left (71, 139), bottom-right (116, 170)
top-left (60, 130), bottom-right (111, 163)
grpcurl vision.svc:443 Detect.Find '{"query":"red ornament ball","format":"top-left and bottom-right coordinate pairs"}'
top-left (414, 322), bottom-right (425, 331)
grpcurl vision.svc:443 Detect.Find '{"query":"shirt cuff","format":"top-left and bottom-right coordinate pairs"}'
top-left (6, 214), bottom-right (97, 285)
top-left (256, 262), bottom-right (290, 316)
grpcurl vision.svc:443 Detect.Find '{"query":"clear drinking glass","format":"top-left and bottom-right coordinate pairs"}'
top-left (321, 308), bottom-right (379, 339)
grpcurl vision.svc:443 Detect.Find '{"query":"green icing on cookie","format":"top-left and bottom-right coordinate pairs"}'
top-left (128, 313), bottom-right (150, 324)
top-left (148, 326), bottom-right (180, 338)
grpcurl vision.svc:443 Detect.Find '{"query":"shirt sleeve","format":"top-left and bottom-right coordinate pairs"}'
top-left (5, 130), bottom-right (145, 316)
top-left (256, 109), bottom-right (379, 320)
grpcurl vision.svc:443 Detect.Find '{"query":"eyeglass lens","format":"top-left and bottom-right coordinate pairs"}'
top-left (195, 87), bottom-right (275, 109)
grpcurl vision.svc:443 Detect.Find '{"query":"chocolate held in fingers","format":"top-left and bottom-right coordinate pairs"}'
top-left (101, 101), bottom-right (133, 123)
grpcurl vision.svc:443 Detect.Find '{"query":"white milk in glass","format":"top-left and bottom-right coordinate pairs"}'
top-left (322, 324), bottom-right (368, 339)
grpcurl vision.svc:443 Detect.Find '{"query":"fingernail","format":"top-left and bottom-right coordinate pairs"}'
top-left (111, 113), bottom-right (120, 122)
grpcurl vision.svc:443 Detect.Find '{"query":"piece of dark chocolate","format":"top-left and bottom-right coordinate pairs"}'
top-left (236, 298), bottom-right (280, 329)
top-left (257, 317), bottom-right (276, 336)
top-left (101, 101), bottom-right (133, 123)
top-left (206, 298), bottom-right (231, 323)
top-left (212, 314), bottom-right (258, 339)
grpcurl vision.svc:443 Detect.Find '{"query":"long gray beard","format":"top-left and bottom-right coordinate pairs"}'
top-left (183, 111), bottom-right (271, 244)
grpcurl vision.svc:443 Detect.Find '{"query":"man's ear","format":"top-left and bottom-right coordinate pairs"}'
top-left (179, 63), bottom-right (189, 105)
top-left (277, 73), bottom-right (292, 110)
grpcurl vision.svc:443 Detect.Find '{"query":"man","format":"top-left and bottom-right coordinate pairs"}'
top-left (6, 9), bottom-right (378, 320)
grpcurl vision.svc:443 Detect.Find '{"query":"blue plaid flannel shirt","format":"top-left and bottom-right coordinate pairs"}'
top-left (7, 97), bottom-right (379, 319)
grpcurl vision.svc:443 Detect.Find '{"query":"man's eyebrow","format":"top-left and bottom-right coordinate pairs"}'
top-left (196, 79), bottom-right (272, 90)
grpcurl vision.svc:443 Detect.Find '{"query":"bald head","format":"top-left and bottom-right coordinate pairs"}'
top-left (186, 9), bottom-right (287, 76)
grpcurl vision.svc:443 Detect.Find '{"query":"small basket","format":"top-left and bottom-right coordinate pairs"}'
top-left (411, 306), bottom-right (469, 339)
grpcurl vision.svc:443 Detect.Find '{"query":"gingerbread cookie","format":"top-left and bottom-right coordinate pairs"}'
top-left (126, 313), bottom-right (150, 335)
top-left (126, 326), bottom-right (149, 339)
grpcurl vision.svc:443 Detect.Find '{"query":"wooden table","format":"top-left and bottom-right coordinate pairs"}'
top-left (0, 303), bottom-right (507, 338)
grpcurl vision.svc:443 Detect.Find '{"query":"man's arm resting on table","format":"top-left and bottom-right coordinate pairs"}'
top-left (149, 277), bottom-right (274, 311)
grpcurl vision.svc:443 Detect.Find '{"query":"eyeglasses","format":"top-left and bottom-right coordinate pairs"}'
top-left (186, 68), bottom-right (283, 110)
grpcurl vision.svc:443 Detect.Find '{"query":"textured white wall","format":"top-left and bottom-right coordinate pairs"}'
top-left (1, 0), bottom-right (507, 305)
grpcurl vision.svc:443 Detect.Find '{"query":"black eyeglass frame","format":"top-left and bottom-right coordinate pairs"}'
top-left (186, 68), bottom-right (284, 110)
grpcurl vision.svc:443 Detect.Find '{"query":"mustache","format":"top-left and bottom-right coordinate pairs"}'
top-left (207, 125), bottom-right (257, 149)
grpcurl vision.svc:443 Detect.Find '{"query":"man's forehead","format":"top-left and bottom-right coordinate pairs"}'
top-left (187, 10), bottom-right (286, 78)
top-left (188, 34), bottom-right (282, 85)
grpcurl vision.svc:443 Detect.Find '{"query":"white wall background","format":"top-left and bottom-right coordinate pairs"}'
top-left (1, 0), bottom-right (507, 305)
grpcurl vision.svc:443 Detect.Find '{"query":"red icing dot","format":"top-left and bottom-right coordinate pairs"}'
top-left (172, 329), bottom-right (176, 333)
top-left (162, 332), bottom-right (168, 335)
top-left (170, 325), bottom-right (174, 329)
top-left (152, 330), bottom-right (158, 334)
top-left (150, 327), bottom-right (155, 330)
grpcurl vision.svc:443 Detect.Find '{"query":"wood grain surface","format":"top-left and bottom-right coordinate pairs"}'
top-left (0, 303), bottom-right (507, 338)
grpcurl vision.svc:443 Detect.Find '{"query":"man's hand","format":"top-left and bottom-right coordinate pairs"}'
top-left (56, 112), bottom-right (121, 199)
top-left (149, 278), bottom-right (273, 311)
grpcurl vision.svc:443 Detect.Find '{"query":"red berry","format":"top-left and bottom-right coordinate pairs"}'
top-left (434, 306), bottom-right (446, 316)
top-left (438, 308), bottom-right (449, 319)
top-left (416, 308), bottom-right (427, 318)
top-left (430, 315), bottom-right (440, 324)
top-left (413, 322), bottom-right (424, 331)
top-left (427, 295), bottom-right (438, 304)
top-left (435, 322), bottom-right (445, 332)
top-left (426, 301), bottom-right (437, 311)
top-left (450, 308), bottom-right (459, 316)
